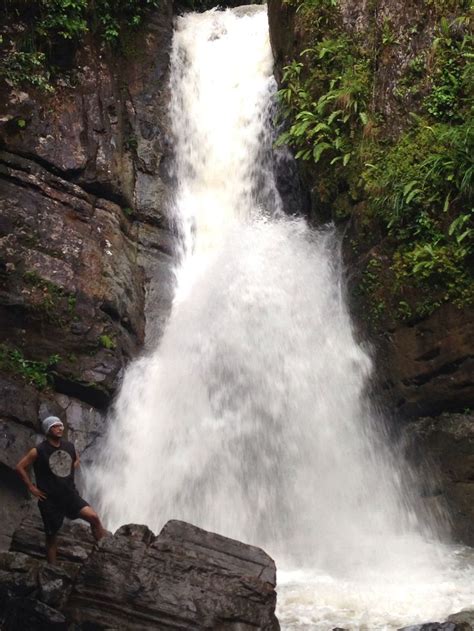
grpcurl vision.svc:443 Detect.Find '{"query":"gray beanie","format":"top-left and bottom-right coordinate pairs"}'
top-left (42, 416), bottom-right (64, 435)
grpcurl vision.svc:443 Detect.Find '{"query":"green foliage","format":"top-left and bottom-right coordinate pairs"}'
top-left (91, 0), bottom-right (160, 43)
top-left (99, 334), bottom-right (116, 350)
top-left (0, 0), bottom-right (161, 90)
top-left (284, 0), bottom-right (338, 14)
top-left (36, 0), bottom-right (89, 41)
top-left (33, 0), bottom-right (161, 44)
top-left (358, 257), bottom-right (382, 295)
top-left (0, 344), bottom-right (60, 389)
top-left (381, 18), bottom-right (398, 47)
top-left (277, 2), bottom-right (473, 323)
top-left (276, 25), bottom-right (371, 205)
top-left (424, 16), bottom-right (472, 121)
top-left (363, 118), bottom-right (473, 314)
top-left (0, 51), bottom-right (54, 92)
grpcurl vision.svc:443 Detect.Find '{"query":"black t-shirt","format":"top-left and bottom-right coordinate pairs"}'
top-left (33, 439), bottom-right (77, 500)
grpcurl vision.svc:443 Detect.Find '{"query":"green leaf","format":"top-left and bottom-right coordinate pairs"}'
top-left (457, 229), bottom-right (472, 244)
top-left (313, 142), bottom-right (331, 163)
top-left (313, 122), bottom-right (331, 133)
top-left (405, 189), bottom-right (421, 204)
top-left (443, 193), bottom-right (451, 213)
top-left (403, 180), bottom-right (418, 196)
top-left (327, 109), bottom-right (343, 125)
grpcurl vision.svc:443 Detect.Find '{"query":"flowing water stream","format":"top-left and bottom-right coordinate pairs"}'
top-left (86, 7), bottom-right (474, 629)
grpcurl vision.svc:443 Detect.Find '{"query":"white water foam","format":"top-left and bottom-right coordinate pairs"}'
top-left (86, 7), bottom-right (474, 628)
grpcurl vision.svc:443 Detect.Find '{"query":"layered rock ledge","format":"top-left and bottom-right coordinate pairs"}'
top-left (0, 514), bottom-right (279, 630)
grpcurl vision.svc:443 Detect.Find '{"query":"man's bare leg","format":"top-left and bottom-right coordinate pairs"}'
top-left (79, 506), bottom-right (106, 541)
top-left (46, 534), bottom-right (58, 564)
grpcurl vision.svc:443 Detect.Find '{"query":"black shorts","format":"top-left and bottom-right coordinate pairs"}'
top-left (38, 492), bottom-right (89, 537)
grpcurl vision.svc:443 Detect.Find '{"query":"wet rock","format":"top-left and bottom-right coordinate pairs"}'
top-left (0, 149), bottom-right (145, 401)
top-left (404, 412), bottom-right (474, 545)
top-left (1, 597), bottom-right (67, 631)
top-left (53, 394), bottom-right (104, 464)
top-left (38, 564), bottom-right (74, 608)
top-left (267, 0), bottom-right (297, 82)
top-left (68, 519), bottom-right (279, 630)
top-left (11, 512), bottom-right (95, 566)
top-left (380, 303), bottom-right (474, 418)
top-left (448, 611), bottom-right (474, 629)
top-left (0, 376), bottom-right (39, 428)
top-left (0, 413), bottom-right (36, 548)
top-left (3, 516), bottom-right (280, 630)
top-left (0, 418), bottom-right (36, 470)
top-left (398, 623), bottom-right (469, 631)
top-left (0, 464), bottom-right (30, 551)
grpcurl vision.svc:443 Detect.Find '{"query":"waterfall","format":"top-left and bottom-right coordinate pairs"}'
top-left (86, 7), bottom-right (474, 628)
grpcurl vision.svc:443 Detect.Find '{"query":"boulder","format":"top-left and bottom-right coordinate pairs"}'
top-left (448, 611), bottom-right (474, 629)
top-left (3, 514), bottom-right (280, 630)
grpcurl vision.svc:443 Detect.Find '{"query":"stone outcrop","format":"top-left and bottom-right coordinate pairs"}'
top-left (0, 3), bottom-right (176, 548)
top-left (1, 514), bottom-right (280, 630)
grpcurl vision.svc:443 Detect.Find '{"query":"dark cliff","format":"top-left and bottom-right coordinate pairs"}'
top-left (0, 1), bottom-right (176, 548)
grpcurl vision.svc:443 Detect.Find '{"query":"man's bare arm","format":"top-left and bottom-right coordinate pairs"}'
top-left (15, 448), bottom-right (47, 500)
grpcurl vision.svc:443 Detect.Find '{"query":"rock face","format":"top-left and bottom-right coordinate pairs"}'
top-left (403, 412), bottom-right (474, 546)
top-left (2, 514), bottom-right (280, 630)
top-left (376, 304), bottom-right (474, 418)
top-left (0, 3), bottom-right (176, 548)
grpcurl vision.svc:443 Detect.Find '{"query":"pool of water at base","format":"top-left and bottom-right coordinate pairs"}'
top-left (276, 544), bottom-right (474, 630)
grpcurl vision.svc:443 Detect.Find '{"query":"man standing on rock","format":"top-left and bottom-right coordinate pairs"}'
top-left (15, 416), bottom-right (106, 563)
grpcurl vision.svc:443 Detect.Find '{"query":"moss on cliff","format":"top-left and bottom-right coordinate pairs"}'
top-left (275, 0), bottom-right (473, 329)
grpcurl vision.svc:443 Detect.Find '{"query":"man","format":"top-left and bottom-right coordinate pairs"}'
top-left (15, 415), bottom-right (106, 563)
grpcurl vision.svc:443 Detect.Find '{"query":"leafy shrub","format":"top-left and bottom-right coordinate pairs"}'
top-left (0, 345), bottom-right (60, 389)
top-left (276, 1), bottom-right (473, 322)
top-left (0, 0), bottom-right (161, 90)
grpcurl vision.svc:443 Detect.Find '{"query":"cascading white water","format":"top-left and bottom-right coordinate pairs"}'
top-left (86, 7), bottom-right (474, 629)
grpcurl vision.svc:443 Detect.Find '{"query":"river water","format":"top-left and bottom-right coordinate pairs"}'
top-left (86, 7), bottom-right (474, 629)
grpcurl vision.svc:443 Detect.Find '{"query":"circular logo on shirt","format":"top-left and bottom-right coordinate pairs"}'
top-left (49, 450), bottom-right (73, 478)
